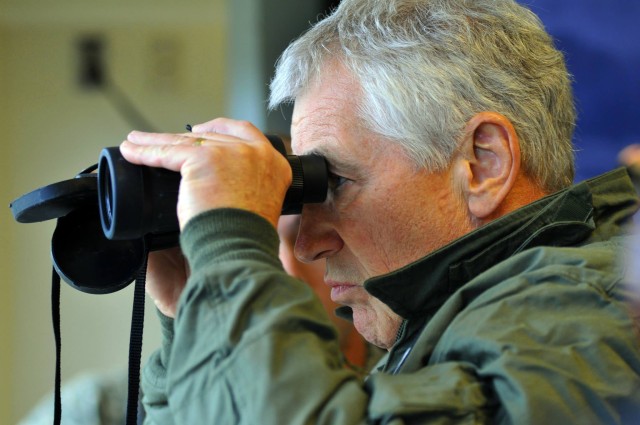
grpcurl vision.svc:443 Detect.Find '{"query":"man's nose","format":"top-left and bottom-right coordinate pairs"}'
top-left (294, 204), bottom-right (343, 263)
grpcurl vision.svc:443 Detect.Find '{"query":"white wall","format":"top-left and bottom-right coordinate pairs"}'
top-left (0, 21), bottom-right (15, 424)
top-left (0, 0), bottom-right (332, 421)
top-left (0, 1), bottom-right (229, 422)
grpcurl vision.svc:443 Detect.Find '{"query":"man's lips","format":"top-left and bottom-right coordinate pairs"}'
top-left (326, 280), bottom-right (359, 301)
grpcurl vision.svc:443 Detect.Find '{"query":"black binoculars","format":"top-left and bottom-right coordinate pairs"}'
top-left (10, 135), bottom-right (328, 294)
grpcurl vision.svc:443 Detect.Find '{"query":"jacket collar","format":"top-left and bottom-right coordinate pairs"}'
top-left (336, 168), bottom-right (638, 322)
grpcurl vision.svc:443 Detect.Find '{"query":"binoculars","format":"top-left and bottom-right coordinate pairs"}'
top-left (10, 135), bottom-right (328, 294)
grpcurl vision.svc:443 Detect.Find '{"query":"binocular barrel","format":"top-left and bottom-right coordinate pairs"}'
top-left (97, 135), bottom-right (328, 241)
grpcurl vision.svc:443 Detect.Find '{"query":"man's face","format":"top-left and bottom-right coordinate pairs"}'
top-left (290, 64), bottom-right (473, 349)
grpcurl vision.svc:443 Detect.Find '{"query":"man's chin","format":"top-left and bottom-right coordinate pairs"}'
top-left (351, 307), bottom-right (396, 350)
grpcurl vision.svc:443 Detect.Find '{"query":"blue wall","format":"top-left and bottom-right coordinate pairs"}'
top-left (522, 0), bottom-right (640, 182)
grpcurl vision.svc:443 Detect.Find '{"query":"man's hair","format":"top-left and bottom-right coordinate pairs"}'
top-left (269, 0), bottom-right (576, 192)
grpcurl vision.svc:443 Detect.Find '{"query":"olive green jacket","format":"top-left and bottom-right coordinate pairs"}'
top-left (142, 168), bottom-right (640, 424)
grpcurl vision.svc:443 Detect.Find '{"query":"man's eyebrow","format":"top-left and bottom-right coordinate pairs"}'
top-left (292, 131), bottom-right (359, 172)
top-left (307, 148), bottom-right (358, 174)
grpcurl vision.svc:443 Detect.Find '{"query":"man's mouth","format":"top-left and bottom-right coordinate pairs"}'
top-left (326, 280), bottom-right (359, 302)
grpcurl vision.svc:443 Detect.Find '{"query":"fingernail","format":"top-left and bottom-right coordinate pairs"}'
top-left (128, 130), bottom-right (144, 141)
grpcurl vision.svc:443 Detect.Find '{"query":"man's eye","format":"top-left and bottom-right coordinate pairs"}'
top-left (328, 173), bottom-right (349, 191)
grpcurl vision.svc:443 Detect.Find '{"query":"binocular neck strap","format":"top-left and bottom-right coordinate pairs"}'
top-left (51, 269), bottom-right (62, 425)
top-left (50, 257), bottom-right (148, 425)
top-left (126, 257), bottom-right (148, 425)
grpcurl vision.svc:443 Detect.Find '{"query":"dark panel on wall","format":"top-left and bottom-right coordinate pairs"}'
top-left (262, 0), bottom-right (340, 134)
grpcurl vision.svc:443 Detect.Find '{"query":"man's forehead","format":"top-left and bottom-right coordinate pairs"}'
top-left (290, 110), bottom-right (363, 160)
top-left (290, 106), bottom-right (343, 156)
top-left (290, 63), bottom-right (360, 155)
top-left (290, 129), bottom-right (339, 157)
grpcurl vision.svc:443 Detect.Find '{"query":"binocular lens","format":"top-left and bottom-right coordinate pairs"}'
top-left (100, 164), bottom-right (114, 229)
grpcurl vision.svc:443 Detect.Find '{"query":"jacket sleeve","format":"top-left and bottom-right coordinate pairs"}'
top-left (140, 209), bottom-right (492, 424)
top-left (141, 209), bottom-right (369, 424)
top-left (141, 311), bottom-right (176, 424)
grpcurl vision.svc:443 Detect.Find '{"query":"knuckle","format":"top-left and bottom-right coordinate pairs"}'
top-left (236, 120), bottom-right (254, 130)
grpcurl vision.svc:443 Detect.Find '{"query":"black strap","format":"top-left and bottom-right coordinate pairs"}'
top-left (50, 256), bottom-right (148, 425)
top-left (51, 268), bottom-right (62, 425)
top-left (126, 256), bottom-right (148, 425)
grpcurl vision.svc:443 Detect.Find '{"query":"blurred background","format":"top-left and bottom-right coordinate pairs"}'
top-left (523, 0), bottom-right (640, 183)
top-left (1, 0), bottom-right (638, 423)
top-left (1, 0), bottom-right (337, 422)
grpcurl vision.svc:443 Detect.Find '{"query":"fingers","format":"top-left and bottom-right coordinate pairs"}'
top-left (127, 130), bottom-right (243, 146)
top-left (118, 117), bottom-right (292, 229)
top-left (124, 117), bottom-right (270, 159)
top-left (119, 140), bottom-right (182, 169)
top-left (126, 131), bottom-right (189, 145)
top-left (122, 118), bottom-right (273, 171)
top-left (121, 129), bottom-right (241, 171)
top-left (190, 117), bottom-right (264, 141)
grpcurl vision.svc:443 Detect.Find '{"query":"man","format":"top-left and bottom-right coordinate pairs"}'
top-left (121, 0), bottom-right (640, 423)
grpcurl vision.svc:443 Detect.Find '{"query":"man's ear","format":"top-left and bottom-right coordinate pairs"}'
top-left (455, 112), bottom-right (521, 220)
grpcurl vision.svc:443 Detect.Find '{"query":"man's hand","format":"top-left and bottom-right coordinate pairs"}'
top-left (146, 247), bottom-right (189, 318)
top-left (120, 118), bottom-right (293, 317)
top-left (120, 118), bottom-right (292, 230)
